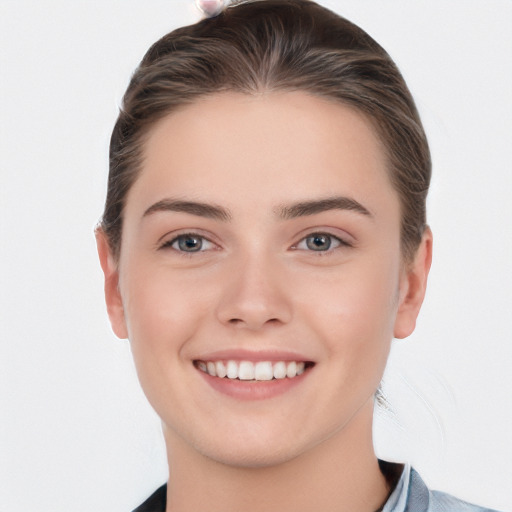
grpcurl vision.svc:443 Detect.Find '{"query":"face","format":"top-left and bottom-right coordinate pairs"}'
top-left (98, 92), bottom-right (430, 468)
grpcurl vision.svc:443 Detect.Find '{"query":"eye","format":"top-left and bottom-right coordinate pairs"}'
top-left (162, 233), bottom-right (214, 253)
top-left (295, 233), bottom-right (347, 252)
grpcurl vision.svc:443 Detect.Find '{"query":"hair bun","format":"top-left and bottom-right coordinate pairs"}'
top-left (195, 0), bottom-right (231, 17)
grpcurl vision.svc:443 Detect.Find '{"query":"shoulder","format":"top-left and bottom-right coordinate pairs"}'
top-left (131, 484), bottom-right (166, 512)
top-left (405, 467), bottom-right (503, 512)
top-left (132, 469), bottom-right (505, 512)
top-left (429, 488), bottom-right (502, 512)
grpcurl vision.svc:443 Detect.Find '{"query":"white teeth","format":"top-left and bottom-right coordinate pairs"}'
top-left (238, 361), bottom-right (255, 380)
top-left (226, 360), bottom-right (238, 379)
top-left (254, 361), bottom-right (273, 381)
top-left (273, 361), bottom-right (287, 379)
top-left (215, 361), bottom-right (227, 378)
top-left (207, 361), bottom-right (216, 376)
top-left (286, 361), bottom-right (297, 378)
top-left (197, 360), bottom-right (310, 381)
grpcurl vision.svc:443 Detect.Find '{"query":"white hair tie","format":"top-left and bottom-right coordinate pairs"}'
top-left (195, 0), bottom-right (231, 17)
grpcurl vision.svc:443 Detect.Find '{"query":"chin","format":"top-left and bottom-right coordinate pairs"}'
top-left (179, 421), bottom-right (312, 469)
top-left (200, 441), bottom-right (304, 469)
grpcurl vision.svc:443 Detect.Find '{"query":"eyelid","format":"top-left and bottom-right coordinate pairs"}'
top-left (157, 230), bottom-right (219, 252)
top-left (291, 230), bottom-right (353, 252)
top-left (295, 234), bottom-right (340, 251)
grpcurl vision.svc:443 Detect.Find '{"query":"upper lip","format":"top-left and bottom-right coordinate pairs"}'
top-left (193, 348), bottom-right (313, 363)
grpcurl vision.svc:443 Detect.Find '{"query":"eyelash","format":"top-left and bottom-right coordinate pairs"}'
top-left (159, 231), bottom-right (351, 255)
top-left (292, 232), bottom-right (351, 253)
top-left (159, 232), bottom-right (215, 254)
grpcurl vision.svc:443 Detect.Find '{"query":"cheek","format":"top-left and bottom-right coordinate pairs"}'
top-left (119, 266), bottom-right (215, 415)
top-left (300, 255), bottom-right (400, 370)
top-left (120, 262), bottom-right (210, 363)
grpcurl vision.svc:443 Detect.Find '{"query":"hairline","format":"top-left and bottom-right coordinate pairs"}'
top-left (108, 88), bottom-right (416, 264)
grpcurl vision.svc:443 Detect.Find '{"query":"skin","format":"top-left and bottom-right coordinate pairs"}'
top-left (97, 91), bottom-right (432, 511)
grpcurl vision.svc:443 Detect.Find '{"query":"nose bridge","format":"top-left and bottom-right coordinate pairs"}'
top-left (215, 248), bottom-right (292, 329)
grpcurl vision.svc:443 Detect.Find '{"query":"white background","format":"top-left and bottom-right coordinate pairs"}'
top-left (1, 1), bottom-right (511, 511)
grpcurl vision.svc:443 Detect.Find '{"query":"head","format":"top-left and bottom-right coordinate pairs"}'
top-left (101, 0), bottom-right (430, 264)
top-left (97, 0), bottom-right (432, 468)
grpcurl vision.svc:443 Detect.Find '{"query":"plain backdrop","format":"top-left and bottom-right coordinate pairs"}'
top-left (1, 1), bottom-right (511, 511)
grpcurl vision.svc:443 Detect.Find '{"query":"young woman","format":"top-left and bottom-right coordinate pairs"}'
top-left (96, 1), bottom-right (503, 510)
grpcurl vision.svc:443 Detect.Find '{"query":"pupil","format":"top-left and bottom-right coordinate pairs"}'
top-left (307, 234), bottom-right (331, 251)
top-left (179, 236), bottom-right (202, 252)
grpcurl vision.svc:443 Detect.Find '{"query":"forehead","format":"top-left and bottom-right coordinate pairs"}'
top-left (127, 91), bottom-right (397, 219)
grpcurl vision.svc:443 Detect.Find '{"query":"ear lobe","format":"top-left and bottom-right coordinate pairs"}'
top-left (393, 227), bottom-right (433, 339)
top-left (95, 227), bottom-right (128, 339)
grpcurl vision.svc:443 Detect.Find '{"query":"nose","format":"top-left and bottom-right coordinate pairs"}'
top-left (215, 253), bottom-right (293, 330)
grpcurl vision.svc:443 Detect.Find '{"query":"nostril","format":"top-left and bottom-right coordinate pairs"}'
top-left (228, 317), bottom-right (280, 326)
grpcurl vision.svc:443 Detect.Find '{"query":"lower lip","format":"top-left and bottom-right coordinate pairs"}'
top-left (196, 366), bottom-right (312, 400)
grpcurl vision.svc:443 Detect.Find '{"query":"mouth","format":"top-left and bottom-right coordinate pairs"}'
top-left (194, 359), bottom-right (315, 381)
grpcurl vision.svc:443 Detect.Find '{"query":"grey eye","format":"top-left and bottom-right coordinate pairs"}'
top-left (161, 233), bottom-right (215, 253)
top-left (175, 235), bottom-right (204, 252)
top-left (305, 234), bottom-right (332, 251)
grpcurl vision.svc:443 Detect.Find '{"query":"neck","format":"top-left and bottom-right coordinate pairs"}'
top-left (163, 399), bottom-right (390, 512)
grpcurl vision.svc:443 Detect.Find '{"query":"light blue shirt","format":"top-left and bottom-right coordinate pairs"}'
top-left (383, 464), bottom-right (503, 512)
top-left (132, 463), bottom-right (505, 511)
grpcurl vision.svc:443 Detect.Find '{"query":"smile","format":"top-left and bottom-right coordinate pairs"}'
top-left (194, 360), bottom-right (313, 381)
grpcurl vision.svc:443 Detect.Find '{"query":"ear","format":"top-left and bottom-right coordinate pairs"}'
top-left (95, 227), bottom-right (128, 339)
top-left (393, 227), bottom-right (433, 339)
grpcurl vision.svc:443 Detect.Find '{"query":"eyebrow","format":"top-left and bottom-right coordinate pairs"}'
top-left (277, 196), bottom-right (373, 219)
top-left (142, 195), bottom-right (372, 222)
top-left (143, 199), bottom-right (231, 221)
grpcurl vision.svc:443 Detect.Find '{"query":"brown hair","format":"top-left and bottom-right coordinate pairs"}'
top-left (101, 0), bottom-right (431, 262)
